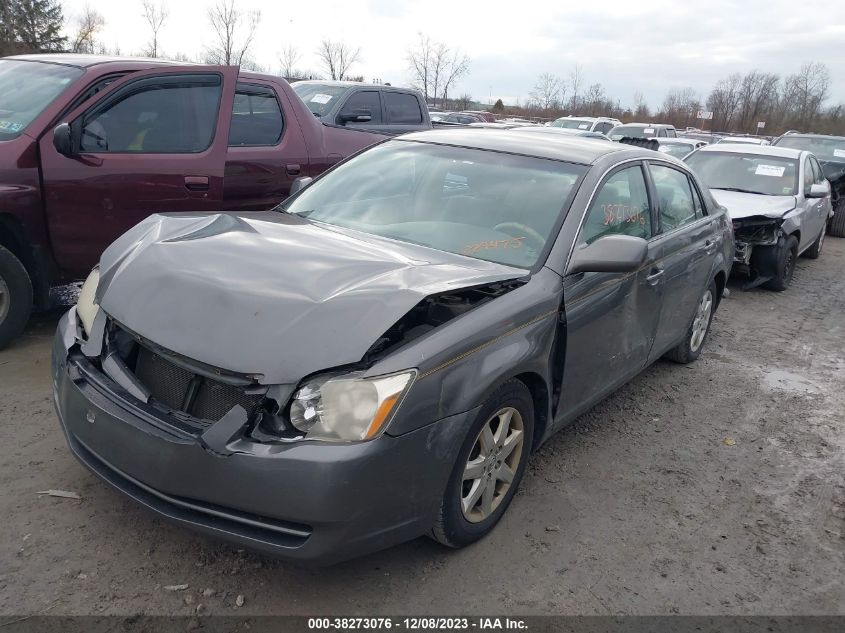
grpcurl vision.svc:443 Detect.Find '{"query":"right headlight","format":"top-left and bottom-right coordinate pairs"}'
top-left (76, 267), bottom-right (100, 337)
top-left (287, 370), bottom-right (416, 442)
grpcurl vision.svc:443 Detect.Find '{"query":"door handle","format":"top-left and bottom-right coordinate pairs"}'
top-left (184, 176), bottom-right (209, 192)
top-left (646, 268), bottom-right (665, 286)
top-left (702, 239), bottom-right (718, 254)
top-left (286, 163), bottom-right (301, 176)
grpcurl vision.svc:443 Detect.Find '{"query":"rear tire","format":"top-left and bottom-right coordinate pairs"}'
top-left (829, 200), bottom-right (845, 237)
top-left (803, 223), bottom-right (825, 260)
top-left (431, 380), bottom-right (534, 548)
top-left (664, 280), bottom-right (716, 364)
top-left (0, 245), bottom-right (34, 350)
top-left (761, 235), bottom-right (798, 291)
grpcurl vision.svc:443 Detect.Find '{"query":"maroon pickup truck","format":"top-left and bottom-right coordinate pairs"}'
top-left (0, 55), bottom-right (386, 348)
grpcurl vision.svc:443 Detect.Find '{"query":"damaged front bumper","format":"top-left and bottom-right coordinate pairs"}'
top-left (52, 310), bottom-right (475, 564)
top-left (731, 217), bottom-right (782, 267)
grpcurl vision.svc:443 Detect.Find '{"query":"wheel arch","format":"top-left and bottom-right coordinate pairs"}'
top-left (0, 214), bottom-right (50, 308)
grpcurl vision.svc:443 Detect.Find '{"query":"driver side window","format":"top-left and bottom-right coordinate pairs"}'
top-left (581, 165), bottom-right (653, 244)
top-left (337, 90), bottom-right (382, 125)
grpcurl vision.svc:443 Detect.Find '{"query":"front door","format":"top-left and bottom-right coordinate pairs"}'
top-left (556, 163), bottom-right (664, 424)
top-left (38, 66), bottom-right (237, 277)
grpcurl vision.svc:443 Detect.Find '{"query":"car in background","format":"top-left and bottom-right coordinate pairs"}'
top-left (608, 123), bottom-right (677, 140)
top-left (514, 126), bottom-right (611, 141)
top-left (685, 145), bottom-right (832, 290)
top-left (54, 128), bottom-right (731, 564)
top-left (429, 111), bottom-right (452, 122)
top-left (655, 137), bottom-right (708, 159)
top-left (292, 81), bottom-right (431, 135)
top-left (679, 131), bottom-right (724, 144)
top-left (714, 135), bottom-right (769, 146)
top-left (550, 116), bottom-right (622, 136)
top-left (462, 110), bottom-right (497, 123)
top-left (771, 133), bottom-right (845, 237)
top-left (441, 112), bottom-right (485, 124)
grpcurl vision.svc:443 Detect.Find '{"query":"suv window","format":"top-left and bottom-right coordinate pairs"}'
top-left (581, 165), bottom-right (653, 244)
top-left (595, 122), bottom-right (613, 135)
top-left (229, 84), bottom-right (283, 146)
top-left (80, 76), bottom-right (222, 153)
top-left (650, 164), bottom-right (699, 231)
top-left (666, 128), bottom-right (677, 138)
top-left (384, 92), bottom-right (423, 124)
top-left (338, 90), bottom-right (382, 124)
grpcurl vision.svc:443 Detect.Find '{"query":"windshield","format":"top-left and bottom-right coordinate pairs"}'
top-left (775, 136), bottom-right (845, 163)
top-left (0, 60), bottom-right (83, 140)
top-left (291, 83), bottom-right (351, 117)
top-left (658, 143), bottom-right (694, 159)
top-left (609, 125), bottom-right (654, 140)
top-left (685, 151), bottom-right (798, 196)
top-left (552, 118), bottom-right (592, 130)
top-left (281, 140), bottom-right (586, 269)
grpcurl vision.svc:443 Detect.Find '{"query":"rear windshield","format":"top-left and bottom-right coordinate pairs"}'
top-left (281, 140), bottom-right (587, 269)
top-left (0, 60), bottom-right (83, 140)
top-left (658, 142), bottom-right (695, 159)
top-left (685, 151), bottom-right (798, 196)
top-left (552, 118), bottom-right (592, 130)
top-left (774, 136), bottom-right (845, 163)
top-left (291, 83), bottom-right (351, 117)
top-left (609, 125), bottom-right (654, 140)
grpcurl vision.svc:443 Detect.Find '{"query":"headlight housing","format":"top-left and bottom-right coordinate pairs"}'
top-left (287, 370), bottom-right (416, 442)
top-left (76, 267), bottom-right (100, 337)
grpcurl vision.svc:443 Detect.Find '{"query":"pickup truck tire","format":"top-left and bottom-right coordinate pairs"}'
top-left (0, 245), bottom-right (33, 350)
top-left (828, 200), bottom-right (845, 237)
top-left (761, 235), bottom-right (798, 292)
top-left (803, 224), bottom-right (825, 260)
top-left (664, 280), bottom-right (716, 364)
top-left (430, 380), bottom-right (533, 548)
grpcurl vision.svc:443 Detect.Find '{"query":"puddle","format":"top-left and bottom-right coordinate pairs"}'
top-left (762, 370), bottom-right (820, 394)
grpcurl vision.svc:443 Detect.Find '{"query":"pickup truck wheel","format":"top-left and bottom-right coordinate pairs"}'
top-left (430, 380), bottom-right (533, 548)
top-left (762, 235), bottom-right (798, 292)
top-left (664, 280), bottom-right (716, 364)
top-left (828, 200), bottom-right (845, 237)
top-left (0, 245), bottom-right (34, 350)
top-left (803, 224), bottom-right (825, 260)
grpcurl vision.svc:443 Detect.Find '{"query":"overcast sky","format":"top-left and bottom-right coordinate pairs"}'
top-left (61, 0), bottom-right (845, 109)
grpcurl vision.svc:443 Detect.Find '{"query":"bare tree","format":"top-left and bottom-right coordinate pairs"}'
top-left (583, 83), bottom-right (608, 116)
top-left (407, 33), bottom-right (469, 107)
top-left (529, 73), bottom-right (563, 111)
top-left (70, 5), bottom-right (104, 54)
top-left (706, 73), bottom-right (742, 131)
top-left (735, 71), bottom-right (779, 132)
top-left (439, 48), bottom-right (470, 107)
top-left (455, 93), bottom-right (473, 110)
top-left (316, 39), bottom-right (361, 81)
top-left (783, 62), bottom-right (830, 130)
top-left (660, 87), bottom-right (701, 128)
top-left (205, 0), bottom-right (260, 66)
top-left (633, 91), bottom-right (651, 119)
top-left (278, 43), bottom-right (301, 79)
top-left (141, 0), bottom-right (168, 58)
top-left (568, 63), bottom-right (583, 111)
top-left (407, 32), bottom-right (434, 102)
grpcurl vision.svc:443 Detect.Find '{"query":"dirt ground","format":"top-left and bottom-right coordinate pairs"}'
top-left (0, 240), bottom-right (843, 617)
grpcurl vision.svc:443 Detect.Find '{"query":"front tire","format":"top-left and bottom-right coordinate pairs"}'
top-left (664, 280), bottom-right (716, 364)
top-left (431, 380), bottom-right (534, 548)
top-left (828, 200), bottom-right (845, 237)
top-left (0, 245), bottom-right (34, 350)
top-left (762, 235), bottom-right (798, 291)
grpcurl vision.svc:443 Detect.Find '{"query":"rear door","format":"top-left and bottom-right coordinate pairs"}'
top-left (382, 90), bottom-right (426, 135)
top-left (38, 66), bottom-right (237, 276)
top-left (646, 161), bottom-right (717, 359)
top-left (557, 162), bottom-right (664, 423)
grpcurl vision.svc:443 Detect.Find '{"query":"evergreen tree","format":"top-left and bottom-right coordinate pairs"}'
top-left (492, 98), bottom-right (505, 114)
top-left (0, 0), bottom-right (66, 56)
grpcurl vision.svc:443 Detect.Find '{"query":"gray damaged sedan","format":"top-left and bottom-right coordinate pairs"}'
top-left (53, 129), bottom-right (733, 564)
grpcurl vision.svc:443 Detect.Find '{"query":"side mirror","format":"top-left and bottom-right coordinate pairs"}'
top-left (339, 109), bottom-right (372, 124)
top-left (289, 176), bottom-right (313, 196)
top-left (567, 234), bottom-right (648, 275)
top-left (52, 122), bottom-right (74, 156)
top-left (807, 182), bottom-right (829, 198)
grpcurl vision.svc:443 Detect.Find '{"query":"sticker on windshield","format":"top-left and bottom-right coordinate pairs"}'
top-left (658, 145), bottom-right (671, 153)
top-left (643, 128), bottom-right (655, 134)
top-left (755, 164), bottom-right (785, 177)
top-left (310, 94), bottom-right (333, 104)
top-left (0, 121), bottom-right (24, 132)
top-left (578, 123), bottom-right (590, 129)
top-left (834, 149), bottom-right (845, 158)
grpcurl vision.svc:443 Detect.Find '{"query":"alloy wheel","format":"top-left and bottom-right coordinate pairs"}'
top-left (461, 406), bottom-right (525, 523)
top-left (690, 289), bottom-right (713, 352)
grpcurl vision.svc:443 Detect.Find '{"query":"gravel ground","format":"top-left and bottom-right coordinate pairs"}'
top-left (0, 240), bottom-right (843, 617)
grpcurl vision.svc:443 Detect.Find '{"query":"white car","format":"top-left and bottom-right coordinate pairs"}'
top-left (715, 136), bottom-right (770, 146)
top-left (550, 115), bottom-right (621, 135)
top-left (685, 145), bottom-right (832, 290)
top-left (655, 137), bottom-right (708, 159)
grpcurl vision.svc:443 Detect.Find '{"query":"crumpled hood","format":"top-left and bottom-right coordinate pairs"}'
top-left (96, 212), bottom-right (525, 384)
top-left (709, 189), bottom-right (796, 220)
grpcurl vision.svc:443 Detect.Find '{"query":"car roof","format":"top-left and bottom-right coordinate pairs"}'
top-left (614, 122), bottom-right (674, 128)
top-left (776, 133), bottom-right (845, 142)
top-left (697, 144), bottom-right (803, 159)
top-left (292, 79), bottom-right (395, 90)
top-left (398, 128), bottom-right (630, 165)
top-left (5, 53), bottom-right (188, 68)
top-left (657, 137), bottom-right (697, 144)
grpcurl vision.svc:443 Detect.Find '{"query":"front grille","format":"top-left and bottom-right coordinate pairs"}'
top-left (133, 345), bottom-right (263, 424)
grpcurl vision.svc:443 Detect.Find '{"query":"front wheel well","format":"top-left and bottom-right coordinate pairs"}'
top-left (513, 372), bottom-right (549, 452)
top-left (713, 270), bottom-right (726, 305)
top-left (0, 215), bottom-right (50, 308)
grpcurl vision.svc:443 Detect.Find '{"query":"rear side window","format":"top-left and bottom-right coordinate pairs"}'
top-left (229, 85), bottom-right (284, 146)
top-left (338, 90), bottom-right (382, 124)
top-left (384, 92), bottom-right (423, 124)
top-left (650, 164), bottom-right (699, 231)
top-left (80, 75), bottom-right (222, 153)
top-left (595, 122), bottom-right (613, 134)
top-left (667, 128), bottom-right (677, 138)
top-left (581, 165), bottom-right (653, 244)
